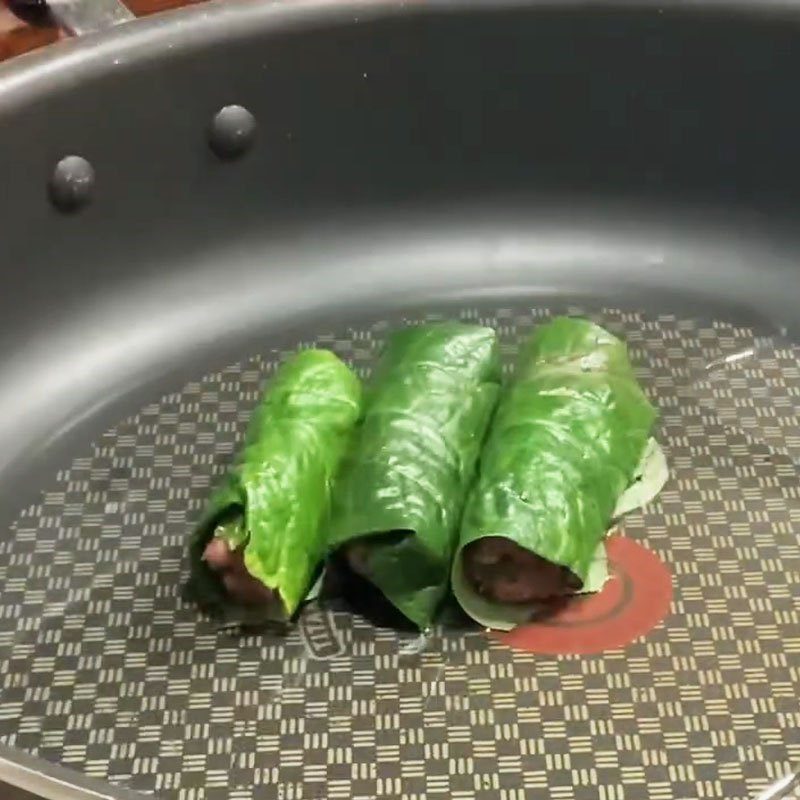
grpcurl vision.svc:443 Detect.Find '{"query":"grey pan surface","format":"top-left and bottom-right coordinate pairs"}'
top-left (1, 0), bottom-right (800, 797)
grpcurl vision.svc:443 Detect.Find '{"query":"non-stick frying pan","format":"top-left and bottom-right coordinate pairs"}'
top-left (1, 1), bottom-right (800, 798)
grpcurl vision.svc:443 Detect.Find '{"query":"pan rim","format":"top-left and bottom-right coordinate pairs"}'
top-left (0, 0), bottom-right (799, 111)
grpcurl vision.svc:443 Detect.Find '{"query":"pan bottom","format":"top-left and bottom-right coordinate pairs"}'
top-left (0, 303), bottom-right (798, 800)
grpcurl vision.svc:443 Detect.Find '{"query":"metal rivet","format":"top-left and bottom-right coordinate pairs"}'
top-left (208, 105), bottom-right (257, 160)
top-left (49, 155), bottom-right (95, 213)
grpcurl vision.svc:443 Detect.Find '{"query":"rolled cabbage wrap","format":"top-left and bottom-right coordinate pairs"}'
top-left (328, 322), bottom-right (501, 629)
top-left (454, 317), bottom-right (658, 623)
top-left (186, 348), bottom-right (361, 623)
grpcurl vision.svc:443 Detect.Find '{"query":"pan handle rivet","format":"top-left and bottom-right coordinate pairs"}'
top-left (49, 155), bottom-right (95, 213)
top-left (208, 104), bottom-right (257, 160)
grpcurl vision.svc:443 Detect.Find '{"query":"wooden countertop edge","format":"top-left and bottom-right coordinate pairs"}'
top-left (0, 0), bottom-right (205, 63)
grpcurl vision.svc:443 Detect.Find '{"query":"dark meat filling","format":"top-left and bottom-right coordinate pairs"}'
top-left (202, 530), bottom-right (276, 606)
top-left (345, 541), bottom-right (371, 577)
top-left (463, 535), bottom-right (581, 603)
top-left (343, 530), bottom-right (412, 578)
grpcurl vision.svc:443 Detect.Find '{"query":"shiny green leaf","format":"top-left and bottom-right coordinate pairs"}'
top-left (328, 323), bottom-right (501, 629)
top-left (454, 317), bottom-right (659, 629)
top-left (186, 349), bottom-right (361, 622)
top-left (613, 437), bottom-right (669, 518)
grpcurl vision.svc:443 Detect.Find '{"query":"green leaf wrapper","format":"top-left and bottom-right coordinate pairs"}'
top-left (612, 436), bottom-right (668, 519)
top-left (186, 349), bottom-right (362, 623)
top-left (452, 437), bottom-right (668, 631)
top-left (327, 323), bottom-right (502, 629)
top-left (453, 317), bottom-right (660, 628)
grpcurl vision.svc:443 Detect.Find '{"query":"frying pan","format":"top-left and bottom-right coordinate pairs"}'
top-left (1, 0), bottom-right (800, 798)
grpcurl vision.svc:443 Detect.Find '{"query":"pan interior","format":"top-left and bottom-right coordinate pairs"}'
top-left (0, 302), bottom-right (798, 800)
top-left (2, 3), bottom-right (800, 797)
